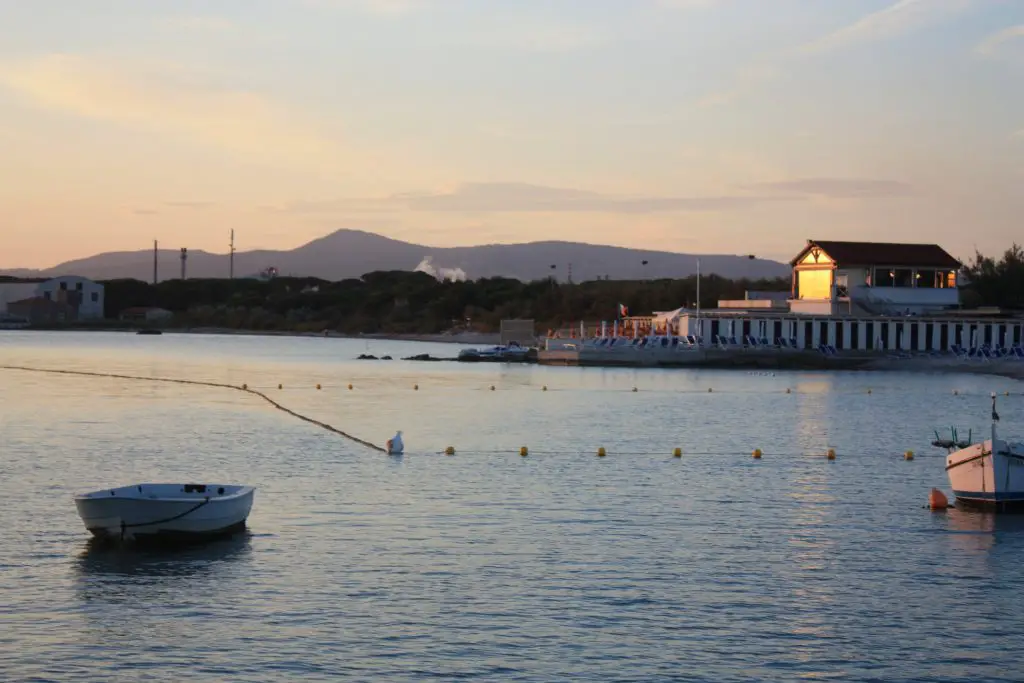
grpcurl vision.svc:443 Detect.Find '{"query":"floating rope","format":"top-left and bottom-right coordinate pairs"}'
top-left (0, 365), bottom-right (386, 453)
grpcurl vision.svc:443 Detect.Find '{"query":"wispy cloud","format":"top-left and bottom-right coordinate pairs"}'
top-left (976, 24), bottom-right (1024, 58)
top-left (654, 0), bottom-right (721, 9)
top-left (160, 16), bottom-right (238, 33)
top-left (0, 54), bottom-right (341, 170)
top-left (302, 0), bottom-right (429, 15)
top-left (165, 201), bottom-right (216, 209)
top-left (800, 0), bottom-right (974, 54)
top-left (743, 178), bottom-right (915, 198)
top-left (699, 0), bottom-right (978, 108)
top-left (697, 64), bottom-right (778, 107)
top-left (271, 179), bottom-right (911, 216)
top-left (468, 24), bottom-right (608, 53)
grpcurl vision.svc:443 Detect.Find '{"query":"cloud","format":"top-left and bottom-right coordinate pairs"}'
top-left (800, 0), bottom-right (974, 54)
top-left (469, 24), bottom-right (608, 53)
top-left (976, 24), bottom-right (1024, 59)
top-left (743, 178), bottom-right (915, 199)
top-left (655, 0), bottom-right (720, 8)
top-left (160, 16), bottom-right (238, 33)
top-left (0, 54), bottom-right (340, 169)
top-left (697, 64), bottom-right (779, 107)
top-left (165, 201), bottom-right (216, 209)
top-left (301, 0), bottom-right (429, 15)
top-left (273, 179), bottom-right (918, 216)
top-left (701, 0), bottom-right (977, 107)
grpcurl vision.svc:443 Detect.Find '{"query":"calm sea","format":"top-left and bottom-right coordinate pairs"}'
top-left (2, 331), bottom-right (1023, 682)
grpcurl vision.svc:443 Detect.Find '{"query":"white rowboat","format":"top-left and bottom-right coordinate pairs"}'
top-left (74, 483), bottom-right (255, 542)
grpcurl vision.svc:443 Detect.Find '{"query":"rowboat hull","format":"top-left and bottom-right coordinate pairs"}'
top-left (74, 483), bottom-right (254, 542)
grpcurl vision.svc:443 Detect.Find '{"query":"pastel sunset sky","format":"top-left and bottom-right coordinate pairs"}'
top-left (2, 0), bottom-right (1022, 268)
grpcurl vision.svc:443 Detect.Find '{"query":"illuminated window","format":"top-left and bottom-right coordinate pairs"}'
top-left (916, 269), bottom-right (937, 288)
top-left (893, 269), bottom-right (913, 287)
top-left (797, 269), bottom-right (832, 299)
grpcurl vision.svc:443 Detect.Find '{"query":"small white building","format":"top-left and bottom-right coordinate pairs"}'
top-left (35, 276), bottom-right (105, 320)
top-left (789, 239), bottom-right (961, 316)
top-left (0, 276), bottom-right (105, 321)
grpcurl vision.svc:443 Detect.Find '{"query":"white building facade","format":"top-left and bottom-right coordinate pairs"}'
top-left (0, 276), bottom-right (105, 320)
top-left (789, 240), bottom-right (960, 316)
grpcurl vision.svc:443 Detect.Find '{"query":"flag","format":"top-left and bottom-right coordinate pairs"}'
top-left (618, 303), bottom-right (628, 318)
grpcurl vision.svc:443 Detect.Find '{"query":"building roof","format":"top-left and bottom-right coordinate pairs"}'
top-left (791, 240), bottom-right (961, 269)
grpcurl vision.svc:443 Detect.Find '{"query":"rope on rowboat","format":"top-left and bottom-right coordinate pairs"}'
top-left (120, 498), bottom-right (213, 540)
top-left (0, 365), bottom-right (387, 453)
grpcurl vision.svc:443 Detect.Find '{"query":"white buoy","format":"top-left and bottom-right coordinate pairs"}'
top-left (386, 430), bottom-right (404, 455)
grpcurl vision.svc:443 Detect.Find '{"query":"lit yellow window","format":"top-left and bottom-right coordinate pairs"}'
top-left (798, 269), bottom-right (832, 299)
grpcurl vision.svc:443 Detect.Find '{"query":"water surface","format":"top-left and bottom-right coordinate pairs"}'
top-left (2, 331), bottom-right (1023, 681)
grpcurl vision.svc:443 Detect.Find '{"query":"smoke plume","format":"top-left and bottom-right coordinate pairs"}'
top-left (415, 256), bottom-right (467, 282)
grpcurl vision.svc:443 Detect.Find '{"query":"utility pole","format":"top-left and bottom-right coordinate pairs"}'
top-left (153, 240), bottom-right (158, 285)
top-left (180, 248), bottom-right (188, 280)
top-left (229, 229), bottom-right (235, 280)
top-left (567, 263), bottom-right (573, 284)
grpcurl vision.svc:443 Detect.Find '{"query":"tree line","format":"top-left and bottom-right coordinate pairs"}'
top-left (93, 243), bottom-right (1023, 333)
top-left (100, 271), bottom-right (790, 334)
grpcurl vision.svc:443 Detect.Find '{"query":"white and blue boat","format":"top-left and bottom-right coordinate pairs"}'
top-left (937, 394), bottom-right (1024, 511)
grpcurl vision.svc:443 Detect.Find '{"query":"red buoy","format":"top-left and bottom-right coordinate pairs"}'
top-left (928, 488), bottom-right (949, 510)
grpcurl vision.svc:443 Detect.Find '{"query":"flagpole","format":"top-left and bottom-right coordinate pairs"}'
top-left (695, 257), bottom-right (701, 340)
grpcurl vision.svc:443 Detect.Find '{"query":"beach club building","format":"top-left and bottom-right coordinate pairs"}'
top-left (622, 240), bottom-right (1022, 353)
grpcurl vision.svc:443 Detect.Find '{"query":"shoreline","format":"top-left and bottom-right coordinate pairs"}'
top-left (6, 325), bottom-right (503, 346)
top-left (5, 326), bottom-right (1023, 383)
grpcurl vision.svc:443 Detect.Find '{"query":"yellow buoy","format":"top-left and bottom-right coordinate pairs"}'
top-left (520, 446), bottom-right (528, 457)
top-left (904, 450), bottom-right (914, 461)
top-left (445, 446), bottom-right (455, 456)
top-left (673, 447), bottom-right (682, 458)
top-left (826, 448), bottom-right (836, 460)
top-left (597, 447), bottom-right (606, 457)
top-left (753, 448), bottom-right (762, 459)
top-left (316, 383), bottom-right (321, 390)
top-left (348, 384), bottom-right (353, 390)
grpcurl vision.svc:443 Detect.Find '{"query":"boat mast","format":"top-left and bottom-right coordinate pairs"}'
top-left (991, 392), bottom-right (1000, 443)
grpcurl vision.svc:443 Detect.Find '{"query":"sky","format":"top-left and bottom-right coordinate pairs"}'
top-left (1, 0), bottom-right (1023, 269)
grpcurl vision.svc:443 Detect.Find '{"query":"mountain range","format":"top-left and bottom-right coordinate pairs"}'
top-left (1, 229), bottom-right (790, 283)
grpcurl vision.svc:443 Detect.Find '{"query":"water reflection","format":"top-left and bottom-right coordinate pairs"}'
top-left (73, 533), bottom-right (253, 605)
top-left (943, 509), bottom-right (1024, 555)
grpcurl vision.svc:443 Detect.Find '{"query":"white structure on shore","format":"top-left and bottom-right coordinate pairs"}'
top-left (0, 276), bottom-right (105, 322)
top-left (566, 240), bottom-right (1023, 355)
top-left (788, 239), bottom-right (960, 316)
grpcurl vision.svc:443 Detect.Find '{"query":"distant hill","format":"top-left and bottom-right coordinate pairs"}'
top-left (1, 229), bottom-right (790, 282)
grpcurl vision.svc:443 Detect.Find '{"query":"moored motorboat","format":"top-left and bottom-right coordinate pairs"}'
top-left (937, 394), bottom-right (1024, 511)
top-left (457, 341), bottom-right (533, 362)
top-left (74, 483), bottom-right (255, 542)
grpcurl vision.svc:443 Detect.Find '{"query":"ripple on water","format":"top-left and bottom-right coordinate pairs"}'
top-left (1, 332), bottom-right (1024, 681)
